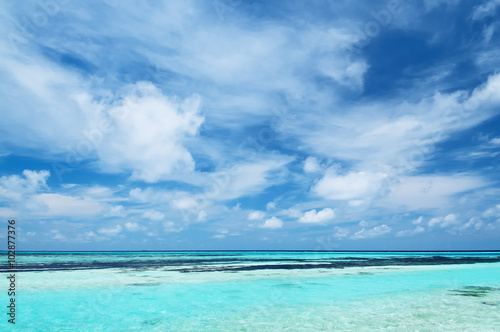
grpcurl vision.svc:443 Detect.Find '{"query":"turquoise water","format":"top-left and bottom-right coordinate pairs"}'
top-left (2, 252), bottom-right (500, 330)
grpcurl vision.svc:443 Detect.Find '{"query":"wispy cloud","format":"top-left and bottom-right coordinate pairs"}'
top-left (351, 225), bottom-right (391, 239)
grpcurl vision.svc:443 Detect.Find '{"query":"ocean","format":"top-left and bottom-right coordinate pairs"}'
top-left (2, 251), bottom-right (500, 331)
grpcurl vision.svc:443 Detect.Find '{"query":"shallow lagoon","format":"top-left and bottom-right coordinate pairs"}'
top-left (3, 251), bottom-right (500, 330)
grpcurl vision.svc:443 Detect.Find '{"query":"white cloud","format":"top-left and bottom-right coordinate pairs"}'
top-left (0, 170), bottom-right (50, 201)
top-left (129, 187), bottom-right (176, 204)
top-left (260, 217), bottom-right (283, 229)
top-left (457, 217), bottom-right (483, 231)
top-left (266, 201), bottom-right (276, 210)
top-left (304, 157), bottom-right (321, 173)
top-left (95, 82), bottom-right (204, 182)
top-left (124, 222), bottom-right (142, 231)
top-left (0, 49), bottom-right (92, 154)
top-left (428, 214), bottom-right (459, 228)
top-left (106, 205), bottom-right (126, 217)
top-left (381, 175), bottom-right (486, 210)
top-left (280, 208), bottom-right (301, 218)
top-left (98, 225), bottom-right (122, 236)
top-left (208, 157), bottom-right (292, 200)
top-left (33, 193), bottom-right (104, 217)
top-left (248, 211), bottom-right (265, 220)
top-left (320, 59), bottom-right (369, 90)
top-left (142, 210), bottom-right (165, 221)
top-left (172, 197), bottom-right (198, 210)
top-left (412, 216), bottom-right (423, 225)
top-left (284, 73), bottom-right (500, 182)
top-left (396, 226), bottom-right (425, 237)
top-left (298, 208), bottom-right (335, 224)
top-left (351, 224), bottom-right (391, 239)
top-left (313, 170), bottom-right (387, 200)
top-left (483, 204), bottom-right (500, 218)
top-left (489, 137), bottom-right (500, 145)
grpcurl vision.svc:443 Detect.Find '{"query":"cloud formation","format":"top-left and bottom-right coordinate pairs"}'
top-left (1, 1), bottom-right (500, 249)
top-left (351, 225), bottom-right (391, 239)
top-left (298, 208), bottom-right (335, 224)
top-left (260, 217), bottom-right (284, 229)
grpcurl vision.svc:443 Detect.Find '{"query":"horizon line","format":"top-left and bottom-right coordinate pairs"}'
top-left (3, 249), bottom-right (500, 253)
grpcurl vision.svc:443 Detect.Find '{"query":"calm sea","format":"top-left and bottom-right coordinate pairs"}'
top-left (2, 251), bottom-right (500, 330)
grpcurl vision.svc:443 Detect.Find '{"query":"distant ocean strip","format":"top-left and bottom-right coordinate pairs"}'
top-left (2, 252), bottom-right (500, 273)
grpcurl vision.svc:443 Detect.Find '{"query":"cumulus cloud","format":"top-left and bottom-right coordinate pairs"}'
top-left (95, 82), bottom-right (204, 182)
top-left (172, 197), bottom-right (198, 210)
top-left (412, 216), bottom-right (423, 225)
top-left (303, 157), bottom-right (321, 173)
top-left (456, 217), bottom-right (483, 231)
top-left (129, 187), bottom-right (175, 204)
top-left (351, 224), bottom-right (391, 239)
top-left (142, 210), bottom-right (165, 221)
top-left (427, 214), bottom-right (488, 233)
top-left (106, 205), bottom-right (126, 217)
top-left (124, 222), bottom-right (143, 231)
top-left (483, 204), bottom-right (500, 218)
top-left (260, 217), bottom-right (283, 229)
top-left (33, 193), bottom-right (104, 217)
top-left (313, 170), bottom-right (387, 200)
top-left (428, 214), bottom-right (459, 228)
top-left (266, 201), bottom-right (276, 210)
top-left (298, 208), bottom-right (335, 224)
top-left (248, 211), bottom-right (266, 220)
top-left (280, 208), bottom-right (301, 218)
top-left (0, 170), bottom-right (50, 201)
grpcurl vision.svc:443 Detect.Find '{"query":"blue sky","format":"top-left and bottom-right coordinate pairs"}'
top-left (1, 0), bottom-right (500, 250)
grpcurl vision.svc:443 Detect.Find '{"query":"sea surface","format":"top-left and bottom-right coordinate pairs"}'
top-left (2, 251), bottom-right (500, 331)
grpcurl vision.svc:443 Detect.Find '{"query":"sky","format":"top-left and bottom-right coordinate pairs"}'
top-left (1, 0), bottom-right (500, 251)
